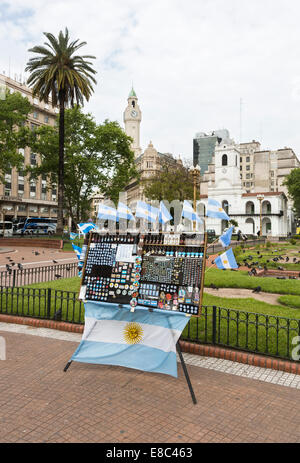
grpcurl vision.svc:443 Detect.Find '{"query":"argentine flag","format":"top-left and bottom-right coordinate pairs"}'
top-left (117, 202), bottom-right (135, 221)
top-left (214, 248), bottom-right (238, 269)
top-left (135, 201), bottom-right (159, 223)
top-left (181, 200), bottom-right (202, 223)
top-left (159, 201), bottom-right (173, 224)
top-left (206, 198), bottom-right (230, 221)
top-left (70, 232), bottom-right (78, 240)
top-left (97, 204), bottom-right (117, 221)
top-left (78, 223), bottom-right (96, 234)
top-left (70, 301), bottom-right (190, 377)
top-left (219, 226), bottom-right (234, 248)
top-left (72, 243), bottom-right (82, 260)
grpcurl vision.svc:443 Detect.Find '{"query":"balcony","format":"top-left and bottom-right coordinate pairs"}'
top-left (0, 195), bottom-right (22, 202)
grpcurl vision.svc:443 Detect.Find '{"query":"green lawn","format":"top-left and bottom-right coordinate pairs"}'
top-left (277, 295), bottom-right (300, 309)
top-left (233, 242), bottom-right (300, 270)
top-left (204, 268), bottom-right (300, 295)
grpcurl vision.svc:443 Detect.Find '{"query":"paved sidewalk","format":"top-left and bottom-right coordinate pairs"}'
top-left (0, 246), bottom-right (76, 270)
top-left (0, 326), bottom-right (299, 443)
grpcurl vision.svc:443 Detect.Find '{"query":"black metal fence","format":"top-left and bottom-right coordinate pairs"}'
top-left (0, 286), bottom-right (299, 362)
top-left (0, 262), bottom-right (78, 287)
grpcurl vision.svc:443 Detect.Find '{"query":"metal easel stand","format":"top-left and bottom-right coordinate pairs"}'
top-left (176, 342), bottom-right (197, 405)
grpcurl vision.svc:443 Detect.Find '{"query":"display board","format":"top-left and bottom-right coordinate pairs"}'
top-left (79, 232), bottom-right (207, 316)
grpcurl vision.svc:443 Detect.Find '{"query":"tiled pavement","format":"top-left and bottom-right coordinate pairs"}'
top-left (0, 324), bottom-right (300, 443)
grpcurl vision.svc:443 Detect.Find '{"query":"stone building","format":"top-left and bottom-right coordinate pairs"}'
top-left (0, 73), bottom-right (58, 222)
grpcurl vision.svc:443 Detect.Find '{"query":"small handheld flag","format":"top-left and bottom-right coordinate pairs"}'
top-left (181, 200), bottom-right (203, 223)
top-left (219, 226), bottom-right (234, 248)
top-left (159, 201), bottom-right (173, 224)
top-left (206, 198), bottom-right (230, 221)
top-left (117, 202), bottom-right (135, 221)
top-left (97, 204), bottom-right (117, 221)
top-left (78, 223), bottom-right (96, 234)
top-left (70, 232), bottom-right (78, 240)
top-left (72, 243), bottom-right (82, 260)
top-left (136, 201), bottom-right (159, 223)
top-left (214, 248), bottom-right (238, 269)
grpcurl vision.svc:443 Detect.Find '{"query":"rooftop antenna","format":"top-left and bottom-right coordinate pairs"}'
top-left (239, 97), bottom-right (243, 144)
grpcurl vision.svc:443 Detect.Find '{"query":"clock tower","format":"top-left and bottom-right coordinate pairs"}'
top-left (124, 87), bottom-right (142, 158)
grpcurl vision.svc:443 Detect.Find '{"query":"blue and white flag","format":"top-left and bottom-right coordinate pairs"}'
top-left (97, 204), bottom-right (117, 221)
top-left (159, 201), bottom-right (173, 224)
top-left (78, 223), bottom-right (96, 234)
top-left (70, 232), bottom-right (78, 240)
top-left (70, 301), bottom-right (190, 377)
top-left (72, 243), bottom-right (82, 260)
top-left (219, 226), bottom-right (234, 248)
top-left (206, 198), bottom-right (230, 221)
top-left (214, 248), bottom-right (238, 269)
top-left (117, 202), bottom-right (135, 221)
top-left (135, 201), bottom-right (159, 223)
top-left (181, 200), bottom-right (202, 223)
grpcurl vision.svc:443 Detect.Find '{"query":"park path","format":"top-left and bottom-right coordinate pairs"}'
top-left (204, 287), bottom-right (283, 306)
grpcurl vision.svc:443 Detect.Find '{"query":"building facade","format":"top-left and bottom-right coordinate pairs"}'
top-left (0, 74), bottom-right (58, 222)
top-left (193, 129), bottom-right (231, 174)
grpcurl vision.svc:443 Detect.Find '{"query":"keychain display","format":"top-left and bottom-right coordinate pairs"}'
top-left (79, 231), bottom-right (206, 315)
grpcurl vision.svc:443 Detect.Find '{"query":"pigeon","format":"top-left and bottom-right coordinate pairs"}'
top-left (286, 257), bottom-right (289, 262)
top-left (293, 257), bottom-right (297, 262)
top-left (55, 274), bottom-right (62, 279)
top-left (251, 268), bottom-right (257, 275)
top-left (289, 276), bottom-right (296, 279)
top-left (252, 286), bottom-right (261, 293)
top-left (53, 260), bottom-right (58, 264)
top-left (22, 257), bottom-right (24, 261)
top-left (277, 266), bottom-right (284, 271)
top-left (17, 263), bottom-right (23, 270)
top-left (277, 276), bottom-right (286, 280)
top-left (34, 251), bottom-right (40, 256)
top-left (5, 264), bottom-right (11, 271)
top-left (66, 266), bottom-right (71, 271)
top-left (248, 271), bottom-right (253, 276)
top-left (257, 251), bottom-right (260, 255)
top-left (10, 262), bottom-right (15, 266)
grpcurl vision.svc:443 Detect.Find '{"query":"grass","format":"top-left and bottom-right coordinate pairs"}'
top-left (234, 243), bottom-right (300, 270)
top-left (62, 239), bottom-right (84, 252)
top-left (277, 295), bottom-right (300, 309)
top-left (204, 268), bottom-right (300, 295)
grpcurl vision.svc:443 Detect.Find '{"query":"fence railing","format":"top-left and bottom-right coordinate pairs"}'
top-left (0, 262), bottom-right (78, 287)
top-left (0, 287), bottom-right (299, 362)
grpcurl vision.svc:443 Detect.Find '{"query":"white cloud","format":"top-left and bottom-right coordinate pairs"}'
top-left (1, 0), bottom-right (300, 159)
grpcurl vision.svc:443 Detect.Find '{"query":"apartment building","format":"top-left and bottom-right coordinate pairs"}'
top-left (0, 73), bottom-right (58, 222)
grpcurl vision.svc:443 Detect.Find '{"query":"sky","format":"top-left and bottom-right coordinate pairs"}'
top-left (0, 0), bottom-right (300, 161)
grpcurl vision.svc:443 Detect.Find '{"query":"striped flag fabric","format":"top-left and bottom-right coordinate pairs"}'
top-left (70, 301), bottom-right (190, 377)
top-left (135, 201), bottom-right (159, 223)
top-left (206, 198), bottom-right (230, 221)
top-left (159, 201), bottom-right (173, 224)
top-left (97, 204), bottom-right (117, 221)
top-left (181, 200), bottom-right (203, 223)
top-left (72, 243), bottom-right (82, 260)
top-left (214, 248), bottom-right (238, 269)
top-left (70, 232), bottom-right (78, 240)
top-left (219, 226), bottom-right (234, 247)
top-left (77, 223), bottom-right (96, 234)
top-left (117, 202), bottom-right (135, 221)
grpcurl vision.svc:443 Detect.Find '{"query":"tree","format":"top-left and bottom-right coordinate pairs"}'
top-left (27, 106), bottom-right (136, 224)
top-left (0, 89), bottom-right (32, 178)
top-left (25, 27), bottom-right (97, 234)
top-left (143, 161), bottom-right (200, 202)
top-left (283, 168), bottom-right (300, 217)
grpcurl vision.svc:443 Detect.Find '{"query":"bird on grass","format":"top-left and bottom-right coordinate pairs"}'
top-left (277, 266), bottom-right (284, 271)
top-left (252, 286), bottom-right (262, 293)
top-left (286, 257), bottom-right (289, 262)
top-left (55, 274), bottom-right (62, 279)
top-left (210, 283), bottom-right (218, 290)
top-left (289, 276), bottom-right (296, 280)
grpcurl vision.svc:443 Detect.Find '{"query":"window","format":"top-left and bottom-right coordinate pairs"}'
top-left (18, 184), bottom-right (24, 191)
top-left (29, 206), bottom-right (38, 213)
top-left (271, 171), bottom-right (274, 177)
top-left (18, 205), bottom-right (26, 212)
top-left (222, 154), bottom-right (228, 166)
top-left (30, 153), bottom-right (37, 165)
top-left (246, 165), bottom-right (250, 171)
top-left (240, 166), bottom-right (242, 171)
top-left (246, 174), bottom-right (250, 179)
top-left (33, 98), bottom-right (38, 105)
top-left (44, 116), bottom-right (49, 123)
top-left (246, 156), bottom-right (250, 162)
top-left (31, 123), bottom-right (38, 132)
top-left (41, 207), bottom-right (49, 213)
top-left (33, 111), bottom-right (38, 119)
top-left (240, 157), bottom-right (242, 162)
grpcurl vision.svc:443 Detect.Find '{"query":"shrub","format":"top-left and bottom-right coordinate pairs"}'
top-left (289, 238), bottom-right (297, 245)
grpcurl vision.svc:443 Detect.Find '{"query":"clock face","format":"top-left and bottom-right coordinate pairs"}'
top-left (131, 110), bottom-right (138, 118)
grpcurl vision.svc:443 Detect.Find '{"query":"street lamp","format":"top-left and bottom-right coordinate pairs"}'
top-left (257, 194), bottom-right (265, 237)
top-left (189, 164), bottom-right (201, 230)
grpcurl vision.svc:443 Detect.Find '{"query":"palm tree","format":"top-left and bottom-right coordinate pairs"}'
top-left (25, 28), bottom-right (97, 234)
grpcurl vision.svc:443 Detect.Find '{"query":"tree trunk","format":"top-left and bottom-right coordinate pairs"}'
top-left (57, 92), bottom-right (65, 235)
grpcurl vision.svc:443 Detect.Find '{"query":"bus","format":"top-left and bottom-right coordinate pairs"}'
top-left (16, 218), bottom-right (57, 236)
top-left (0, 221), bottom-right (14, 237)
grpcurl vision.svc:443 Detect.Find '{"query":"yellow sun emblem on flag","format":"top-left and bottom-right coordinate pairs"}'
top-left (219, 207), bottom-right (223, 212)
top-left (123, 322), bottom-right (144, 344)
